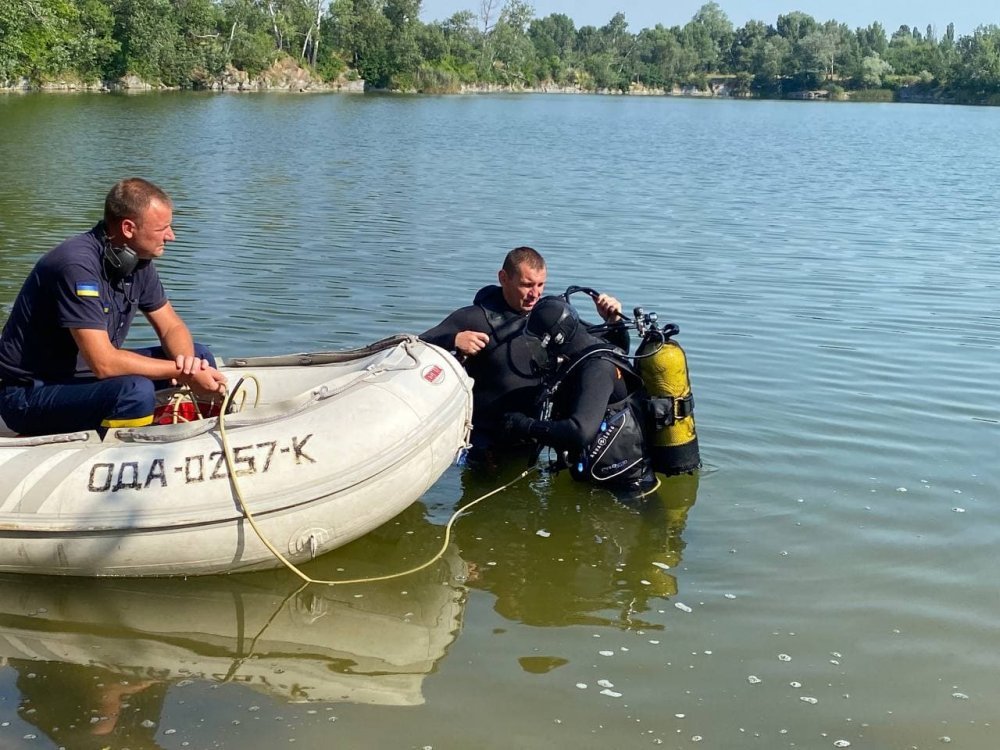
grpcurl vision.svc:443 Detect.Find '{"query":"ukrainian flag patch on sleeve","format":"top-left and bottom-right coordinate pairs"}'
top-left (75, 282), bottom-right (100, 298)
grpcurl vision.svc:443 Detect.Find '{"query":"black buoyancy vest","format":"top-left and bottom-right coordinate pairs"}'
top-left (547, 345), bottom-right (652, 486)
top-left (473, 285), bottom-right (527, 351)
top-left (467, 286), bottom-right (540, 430)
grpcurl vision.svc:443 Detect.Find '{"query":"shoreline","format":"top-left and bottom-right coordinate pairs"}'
top-left (0, 83), bottom-right (968, 107)
top-left (0, 68), bottom-right (976, 107)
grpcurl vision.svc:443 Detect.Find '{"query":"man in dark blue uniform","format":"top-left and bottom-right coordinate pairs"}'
top-left (420, 247), bottom-right (624, 461)
top-left (0, 178), bottom-right (226, 436)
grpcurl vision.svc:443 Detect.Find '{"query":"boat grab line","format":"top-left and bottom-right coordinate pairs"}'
top-left (218, 375), bottom-right (534, 585)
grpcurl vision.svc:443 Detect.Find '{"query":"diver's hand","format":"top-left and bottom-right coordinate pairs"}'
top-left (502, 412), bottom-right (536, 437)
top-left (455, 330), bottom-right (489, 356)
top-left (595, 293), bottom-right (623, 322)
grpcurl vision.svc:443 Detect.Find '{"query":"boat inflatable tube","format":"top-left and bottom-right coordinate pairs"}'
top-left (635, 334), bottom-right (700, 476)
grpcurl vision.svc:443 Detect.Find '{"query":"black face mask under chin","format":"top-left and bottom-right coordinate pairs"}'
top-left (527, 343), bottom-right (568, 378)
top-left (525, 331), bottom-right (554, 374)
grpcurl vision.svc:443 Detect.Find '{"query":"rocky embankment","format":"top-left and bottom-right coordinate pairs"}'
top-left (454, 79), bottom-right (737, 97)
top-left (1, 58), bottom-right (363, 93)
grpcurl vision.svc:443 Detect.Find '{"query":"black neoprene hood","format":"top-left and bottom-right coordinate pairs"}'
top-left (525, 296), bottom-right (580, 351)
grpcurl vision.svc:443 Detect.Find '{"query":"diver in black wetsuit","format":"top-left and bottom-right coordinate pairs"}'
top-left (420, 247), bottom-right (625, 462)
top-left (502, 296), bottom-right (655, 492)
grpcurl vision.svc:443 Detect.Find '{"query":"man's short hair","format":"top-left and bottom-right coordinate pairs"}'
top-left (502, 246), bottom-right (546, 276)
top-left (104, 178), bottom-right (171, 226)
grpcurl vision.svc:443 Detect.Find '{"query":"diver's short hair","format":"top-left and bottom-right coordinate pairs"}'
top-left (502, 246), bottom-right (546, 276)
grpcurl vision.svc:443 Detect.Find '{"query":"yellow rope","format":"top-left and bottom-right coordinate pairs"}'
top-left (216, 382), bottom-right (535, 586)
top-left (636, 475), bottom-right (662, 499)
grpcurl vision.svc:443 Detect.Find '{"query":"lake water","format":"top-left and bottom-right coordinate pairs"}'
top-left (0, 92), bottom-right (998, 749)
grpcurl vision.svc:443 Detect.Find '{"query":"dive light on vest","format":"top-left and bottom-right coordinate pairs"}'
top-left (635, 325), bottom-right (700, 476)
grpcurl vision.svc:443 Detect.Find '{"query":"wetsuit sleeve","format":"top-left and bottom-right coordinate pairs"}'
top-left (419, 305), bottom-right (484, 350)
top-left (528, 359), bottom-right (618, 453)
top-left (54, 261), bottom-right (110, 330)
top-left (136, 263), bottom-right (168, 313)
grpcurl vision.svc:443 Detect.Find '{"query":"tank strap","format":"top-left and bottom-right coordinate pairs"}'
top-left (648, 393), bottom-right (695, 429)
top-left (582, 347), bottom-right (695, 427)
top-left (676, 394), bottom-right (694, 418)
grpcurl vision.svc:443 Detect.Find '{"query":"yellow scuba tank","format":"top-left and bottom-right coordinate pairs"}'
top-left (635, 323), bottom-right (700, 475)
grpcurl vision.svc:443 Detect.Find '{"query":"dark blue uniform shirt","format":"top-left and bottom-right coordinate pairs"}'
top-left (0, 223), bottom-right (167, 382)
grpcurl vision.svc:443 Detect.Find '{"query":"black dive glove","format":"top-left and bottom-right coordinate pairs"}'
top-left (502, 412), bottom-right (537, 438)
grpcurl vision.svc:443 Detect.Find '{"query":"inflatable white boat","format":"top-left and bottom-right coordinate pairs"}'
top-left (0, 336), bottom-right (472, 577)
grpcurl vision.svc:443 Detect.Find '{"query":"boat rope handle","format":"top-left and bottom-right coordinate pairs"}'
top-left (312, 368), bottom-right (381, 401)
top-left (217, 380), bottom-right (536, 586)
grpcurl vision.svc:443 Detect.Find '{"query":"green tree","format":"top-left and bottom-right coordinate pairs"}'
top-left (70, 0), bottom-right (120, 79)
top-left (416, 21), bottom-right (447, 61)
top-left (489, 0), bottom-right (535, 83)
top-left (0, 0), bottom-right (29, 79)
top-left (857, 53), bottom-right (892, 87)
top-left (0, 0), bottom-right (89, 80)
top-left (636, 24), bottom-right (683, 89)
top-left (887, 23), bottom-right (940, 77)
top-left (328, 0), bottom-right (391, 86)
top-left (799, 30), bottom-right (832, 78)
top-left (952, 24), bottom-right (1000, 96)
top-left (776, 11), bottom-right (818, 46)
top-left (108, 0), bottom-right (185, 82)
top-left (414, 11), bottom-right (478, 86)
top-left (856, 22), bottom-right (887, 58)
top-left (935, 22), bottom-right (961, 86)
top-left (528, 12), bottom-right (574, 60)
top-left (440, 10), bottom-right (479, 70)
top-left (751, 35), bottom-right (790, 94)
top-left (172, 0), bottom-right (227, 81)
top-left (683, 1), bottom-right (733, 72)
top-left (575, 24), bottom-right (602, 57)
top-left (730, 19), bottom-right (770, 73)
top-left (800, 22), bottom-right (855, 81)
top-left (219, 0), bottom-right (276, 76)
top-left (599, 12), bottom-right (638, 87)
top-left (383, 0), bottom-right (420, 85)
top-left (301, 0), bottom-right (329, 66)
top-left (636, 24), bottom-right (685, 88)
top-left (528, 11), bottom-right (575, 80)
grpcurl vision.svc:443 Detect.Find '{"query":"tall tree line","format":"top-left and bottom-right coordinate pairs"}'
top-left (2, 0), bottom-right (999, 101)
